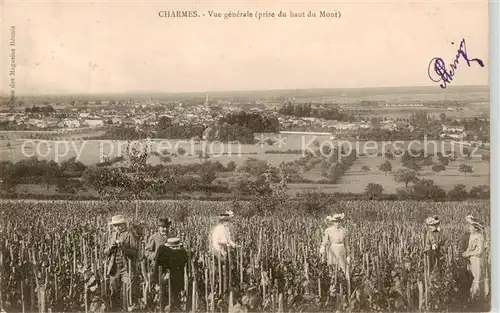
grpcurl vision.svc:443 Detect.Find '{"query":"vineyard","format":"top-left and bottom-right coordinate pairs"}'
top-left (0, 199), bottom-right (491, 312)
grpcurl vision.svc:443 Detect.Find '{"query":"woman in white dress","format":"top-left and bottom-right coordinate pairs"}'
top-left (462, 215), bottom-right (487, 298)
top-left (319, 213), bottom-right (349, 276)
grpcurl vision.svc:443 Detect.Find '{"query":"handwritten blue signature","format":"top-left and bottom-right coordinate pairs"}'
top-left (428, 39), bottom-right (485, 89)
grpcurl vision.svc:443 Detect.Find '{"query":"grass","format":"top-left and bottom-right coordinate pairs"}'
top-left (341, 155), bottom-right (489, 193)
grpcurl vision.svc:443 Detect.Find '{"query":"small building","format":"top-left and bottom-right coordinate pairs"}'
top-left (84, 118), bottom-right (104, 128)
top-left (442, 125), bottom-right (465, 133)
top-left (58, 118), bottom-right (81, 128)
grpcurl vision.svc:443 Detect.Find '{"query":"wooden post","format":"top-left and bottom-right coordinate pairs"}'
top-left (211, 254), bottom-right (215, 313)
top-left (318, 278), bottom-right (321, 298)
top-left (84, 284), bottom-right (88, 313)
top-left (228, 247), bottom-right (232, 290)
top-left (168, 272), bottom-right (171, 310)
top-left (122, 281), bottom-right (127, 312)
top-left (417, 280), bottom-right (424, 312)
top-left (205, 268), bottom-right (209, 312)
top-left (239, 246), bottom-right (243, 284)
top-left (128, 259), bottom-right (132, 307)
top-left (228, 291), bottom-right (233, 313)
top-left (159, 267), bottom-right (163, 313)
top-left (192, 277), bottom-right (197, 313)
top-left (21, 281), bottom-right (25, 313)
top-left (218, 254), bottom-right (222, 296)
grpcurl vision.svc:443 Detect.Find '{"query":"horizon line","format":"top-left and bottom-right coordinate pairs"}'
top-left (1, 84), bottom-right (490, 98)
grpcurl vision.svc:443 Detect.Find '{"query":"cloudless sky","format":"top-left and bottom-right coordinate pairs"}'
top-left (1, 0), bottom-right (489, 95)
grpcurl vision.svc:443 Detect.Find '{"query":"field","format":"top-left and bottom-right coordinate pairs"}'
top-left (0, 134), bottom-right (490, 197)
top-left (339, 155), bottom-right (489, 194)
top-left (0, 199), bottom-right (491, 312)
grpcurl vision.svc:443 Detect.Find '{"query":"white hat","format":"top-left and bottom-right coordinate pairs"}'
top-left (165, 237), bottom-right (183, 247)
top-left (425, 216), bottom-right (440, 226)
top-left (465, 215), bottom-right (480, 224)
top-left (326, 213), bottom-right (345, 222)
top-left (108, 214), bottom-right (127, 225)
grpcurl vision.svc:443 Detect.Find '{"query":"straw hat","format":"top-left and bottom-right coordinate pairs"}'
top-left (165, 237), bottom-right (183, 247)
top-left (465, 215), bottom-right (480, 224)
top-left (108, 214), bottom-right (127, 225)
top-left (219, 210), bottom-right (234, 221)
top-left (326, 213), bottom-right (345, 222)
top-left (425, 215), bottom-right (440, 226)
top-left (470, 222), bottom-right (484, 230)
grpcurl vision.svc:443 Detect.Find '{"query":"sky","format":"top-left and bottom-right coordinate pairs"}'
top-left (1, 0), bottom-right (489, 95)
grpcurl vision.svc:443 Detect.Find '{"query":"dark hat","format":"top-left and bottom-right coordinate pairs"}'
top-left (219, 210), bottom-right (234, 221)
top-left (157, 218), bottom-right (171, 227)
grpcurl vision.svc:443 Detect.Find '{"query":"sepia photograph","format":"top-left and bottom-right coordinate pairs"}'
top-left (0, 0), bottom-right (493, 312)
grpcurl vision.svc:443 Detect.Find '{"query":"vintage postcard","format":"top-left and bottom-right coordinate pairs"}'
top-left (0, 0), bottom-right (492, 312)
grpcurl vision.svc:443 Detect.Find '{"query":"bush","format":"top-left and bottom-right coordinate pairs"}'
top-left (469, 185), bottom-right (490, 199)
top-left (364, 183), bottom-right (384, 199)
top-left (293, 191), bottom-right (337, 216)
top-left (448, 184), bottom-right (468, 201)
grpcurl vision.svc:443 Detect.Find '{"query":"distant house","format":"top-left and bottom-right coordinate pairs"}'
top-left (27, 118), bottom-right (44, 126)
top-left (122, 118), bottom-right (135, 127)
top-left (27, 119), bottom-right (48, 129)
top-left (79, 112), bottom-right (90, 118)
top-left (334, 123), bottom-right (357, 130)
top-left (448, 132), bottom-right (467, 140)
top-left (58, 118), bottom-right (81, 128)
top-left (111, 117), bottom-right (122, 125)
top-left (84, 118), bottom-right (104, 128)
top-left (442, 125), bottom-right (465, 133)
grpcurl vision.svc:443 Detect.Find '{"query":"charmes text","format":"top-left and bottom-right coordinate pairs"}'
top-left (158, 10), bottom-right (199, 18)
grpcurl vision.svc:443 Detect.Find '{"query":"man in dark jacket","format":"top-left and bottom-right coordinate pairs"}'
top-left (424, 216), bottom-right (445, 274)
top-left (144, 218), bottom-right (171, 262)
top-left (105, 214), bottom-right (139, 310)
top-left (152, 237), bottom-right (188, 311)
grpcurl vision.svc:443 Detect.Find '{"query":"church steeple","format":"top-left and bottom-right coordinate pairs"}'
top-left (204, 94), bottom-right (209, 107)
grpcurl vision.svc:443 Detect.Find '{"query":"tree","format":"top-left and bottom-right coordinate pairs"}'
top-left (432, 164), bottom-right (446, 176)
top-left (439, 156), bottom-right (450, 166)
top-left (469, 185), bottom-right (490, 199)
top-left (361, 165), bottom-right (371, 173)
top-left (226, 161), bottom-right (237, 172)
top-left (412, 179), bottom-right (447, 201)
top-left (239, 158), bottom-right (268, 177)
top-left (157, 116), bottom-right (172, 130)
top-left (422, 156), bottom-right (434, 167)
top-left (394, 168), bottom-right (419, 187)
top-left (439, 112), bottom-right (446, 124)
top-left (378, 160), bottom-right (392, 176)
top-left (459, 164), bottom-right (473, 178)
top-left (448, 184), bottom-right (468, 201)
top-left (403, 160), bottom-right (422, 172)
top-left (364, 183), bottom-right (383, 199)
top-left (177, 147), bottom-right (187, 156)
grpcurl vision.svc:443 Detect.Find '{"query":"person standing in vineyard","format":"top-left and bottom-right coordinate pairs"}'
top-left (145, 218), bottom-right (171, 262)
top-left (152, 237), bottom-right (188, 311)
top-left (319, 213), bottom-right (349, 276)
top-left (211, 210), bottom-right (239, 259)
top-left (463, 216), bottom-right (486, 299)
top-left (105, 214), bottom-right (139, 310)
top-left (424, 215), bottom-right (445, 274)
